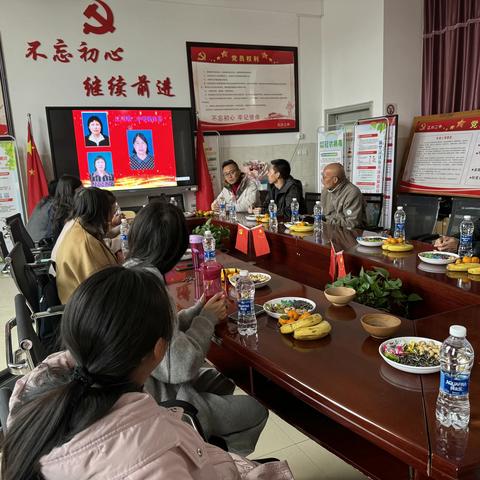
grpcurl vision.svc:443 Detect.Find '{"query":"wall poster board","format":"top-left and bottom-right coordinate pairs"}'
top-left (400, 110), bottom-right (480, 197)
top-left (0, 39), bottom-right (14, 136)
top-left (0, 137), bottom-right (25, 221)
top-left (203, 132), bottom-right (222, 196)
top-left (317, 127), bottom-right (345, 170)
top-left (187, 42), bottom-right (299, 134)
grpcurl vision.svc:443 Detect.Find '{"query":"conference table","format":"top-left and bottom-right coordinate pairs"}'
top-left (167, 215), bottom-right (480, 480)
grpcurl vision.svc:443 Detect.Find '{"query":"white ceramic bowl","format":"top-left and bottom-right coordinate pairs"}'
top-left (418, 251), bottom-right (459, 265)
top-left (356, 236), bottom-right (387, 247)
top-left (263, 297), bottom-right (316, 319)
top-left (229, 272), bottom-right (271, 289)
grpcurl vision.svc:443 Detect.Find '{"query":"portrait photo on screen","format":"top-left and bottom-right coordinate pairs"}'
top-left (128, 130), bottom-right (155, 170)
top-left (88, 152), bottom-right (115, 187)
top-left (83, 111), bottom-right (111, 147)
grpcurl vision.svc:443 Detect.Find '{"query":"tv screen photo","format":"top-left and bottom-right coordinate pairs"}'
top-left (47, 107), bottom-right (196, 192)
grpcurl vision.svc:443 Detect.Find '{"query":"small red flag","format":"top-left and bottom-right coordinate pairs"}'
top-left (252, 225), bottom-right (270, 257)
top-left (329, 242), bottom-right (336, 281)
top-left (336, 251), bottom-right (347, 278)
top-left (195, 124), bottom-right (214, 211)
top-left (235, 224), bottom-right (249, 255)
top-left (26, 116), bottom-right (48, 215)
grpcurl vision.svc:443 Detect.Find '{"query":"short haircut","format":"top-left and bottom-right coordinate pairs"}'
top-left (87, 115), bottom-right (103, 132)
top-left (94, 156), bottom-right (106, 167)
top-left (221, 160), bottom-right (239, 171)
top-left (271, 159), bottom-right (291, 180)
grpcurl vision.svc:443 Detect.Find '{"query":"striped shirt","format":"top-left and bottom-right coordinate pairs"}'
top-left (90, 172), bottom-right (114, 187)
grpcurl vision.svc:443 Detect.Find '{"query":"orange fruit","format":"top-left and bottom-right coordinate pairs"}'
top-left (463, 256), bottom-right (472, 263)
top-left (472, 257), bottom-right (480, 263)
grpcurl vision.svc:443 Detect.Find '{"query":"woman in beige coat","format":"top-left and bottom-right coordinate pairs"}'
top-left (1, 267), bottom-right (293, 480)
top-left (54, 187), bottom-right (118, 303)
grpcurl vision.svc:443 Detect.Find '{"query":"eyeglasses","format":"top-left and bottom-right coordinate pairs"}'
top-left (223, 170), bottom-right (238, 178)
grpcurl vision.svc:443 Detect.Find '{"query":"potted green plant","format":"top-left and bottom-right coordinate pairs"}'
top-left (192, 218), bottom-right (230, 249)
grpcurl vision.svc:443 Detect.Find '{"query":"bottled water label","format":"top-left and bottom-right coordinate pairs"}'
top-left (204, 250), bottom-right (215, 261)
top-left (460, 234), bottom-right (473, 245)
top-left (314, 214), bottom-right (321, 223)
top-left (292, 209), bottom-right (299, 216)
top-left (238, 298), bottom-right (254, 315)
top-left (120, 234), bottom-right (127, 242)
top-left (270, 211), bottom-right (277, 218)
top-left (440, 372), bottom-right (470, 396)
top-left (394, 223), bottom-right (405, 235)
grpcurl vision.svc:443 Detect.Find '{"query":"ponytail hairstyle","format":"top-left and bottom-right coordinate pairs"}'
top-left (69, 187), bottom-right (115, 240)
top-left (1, 266), bottom-right (174, 480)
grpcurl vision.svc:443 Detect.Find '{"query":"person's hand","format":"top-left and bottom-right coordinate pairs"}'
top-left (202, 292), bottom-right (227, 321)
top-left (434, 236), bottom-right (459, 252)
top-left (211, 201), bottom-right (219, 212)
top-left (111, 212), bottom-right (125, 227)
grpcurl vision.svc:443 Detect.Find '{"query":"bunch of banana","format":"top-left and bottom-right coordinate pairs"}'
top-left (279, 313), bottom-right (332, 340)
top-left (468, 267), bottom-right (480, 275)
top-left (381, 243), bottom-right (414, 252)
top-left (446, 262), bottom-right (480, 272)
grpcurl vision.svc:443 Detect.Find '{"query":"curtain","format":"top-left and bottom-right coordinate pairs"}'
top-left (423, 0), bottom-right (480, 115)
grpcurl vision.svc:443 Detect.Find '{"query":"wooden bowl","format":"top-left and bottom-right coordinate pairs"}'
top-left (360, 313), bottom-right (401, 339)
top-left (324, 287), bottom-right (356, 306)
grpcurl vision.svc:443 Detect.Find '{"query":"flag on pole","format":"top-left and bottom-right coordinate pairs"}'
top-left (195, 123), bottom-right (214, 211)
top-left (329, 242), bottom-right (337, 281)
top-left (26, 115), bottom-right (48, 215)
top-left (235, 224), bottom-right (249, 255)
top-left (252, 225), bottom-right (270, 257)
top-left (336, 250), bottom-right (347, 278)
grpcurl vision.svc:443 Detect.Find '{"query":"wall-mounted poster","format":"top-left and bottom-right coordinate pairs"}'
top-left (0, 39), bottom-right (13, 136)
top-left (400, 110), bottom-right (480, 197)
top-left (0, 139), bottom-right (25, 220)
top-left (187, 42), bottom-right (298, 135)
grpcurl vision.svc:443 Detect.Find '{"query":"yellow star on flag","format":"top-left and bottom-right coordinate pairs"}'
top-left (29, 168), bottom-right (36, 176)
top-left (457, 119), bottom-right (466, 128)
top-left (221, 50), bottom-right (228, 58)
top-left (27, 140), bottom-right (32, 155)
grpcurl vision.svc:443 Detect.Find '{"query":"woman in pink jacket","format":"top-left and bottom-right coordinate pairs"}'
top-left (1, 266), bottom-right (293, 480)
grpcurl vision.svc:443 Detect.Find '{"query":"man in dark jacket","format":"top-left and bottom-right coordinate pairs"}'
top-left (262, 159), bottom-right (305, 218)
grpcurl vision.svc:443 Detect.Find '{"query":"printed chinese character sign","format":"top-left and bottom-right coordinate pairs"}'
top-left (187, 42), bottom-right (299, 134)
top-left (400, 111), bottom-right (480, 197)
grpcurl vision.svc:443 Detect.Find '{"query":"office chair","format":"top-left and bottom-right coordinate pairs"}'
top-left (148, 193), bottom-right (185, 212)
top-left (364, 193), bottom-right (383, 229)
top-left (305, 192), bottom-right (321, 214)
top-left (396, 194), bottom-right (441, 240)
top-left (7, 218), bottom-right (52, 264)
top-left (0, 231), bottom-right (9, 274)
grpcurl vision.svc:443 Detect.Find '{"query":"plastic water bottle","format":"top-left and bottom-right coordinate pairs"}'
top-left (290, 198), bottom-right (300, 223)
top-left (218, 196), bottom-right (226, 219)
top-left (228, 200), bottom-right (237, 222)
top-left (169, 197), bottom-right (178, 207)
top-left (200, 231), bottom-right (223, 300)
top-left (458, 215), bottom-right (474, 258)
top-left (394, 206), bottom-right (406, 240)
top-left (314, 201), bottom-right (322, 232)
top-left (268, 200), bottom-right (278, 230)
top-left (120, 219), bottom-right (129, 257)
top-left (436, 325), bottom-right (475, 429)
top-left (236, 270), bottom-right (257, 336)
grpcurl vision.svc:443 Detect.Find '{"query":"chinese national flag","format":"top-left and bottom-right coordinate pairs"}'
top-left (329, 242), bottom-right (337, 281)
top-left (336, 251), bottom-right (347, 278)
top-left (26, 116), bottom-right (48, 215)
top-left (252, 225), bottom-right (270, 257)
top-left (235, 224), bottom-right (249, 255)
top-left (195, 125), bottom-right (214, 211)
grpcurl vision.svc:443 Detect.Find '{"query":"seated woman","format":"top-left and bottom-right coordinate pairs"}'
top-left (26, 179), bottom-right (57, 243)
top-left (54, 187), bottom-right (118, 303)
top-left (1, 267), bottom-right (293, 479)
top-left (211, 160), bottom-right (259, 213)
top-left (124, 202), bottom-right (268, 455)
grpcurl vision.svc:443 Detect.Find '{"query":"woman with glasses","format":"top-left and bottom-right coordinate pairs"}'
top-left (211, 160), bottom-right (258, 213)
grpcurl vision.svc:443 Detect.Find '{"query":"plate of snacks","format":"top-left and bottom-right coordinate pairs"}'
top-left (278, 313), bottom-right (332, 341)
top-left (229, 272), bottom-right (272, 289)
top-left (263, 297), bottom-right (316, 319)
top-left (288, 221), bottom-right (314, 232)
top-left (379, 337), bottom-right (441, 374)
top-left (446, 256), bottom-right (480, 271)
top-left (381, 236), bottom-right (414, 252)
top-left (356, 236), bottom-right (388, 247)
top-left (418, 251), bottom-right (459, 265)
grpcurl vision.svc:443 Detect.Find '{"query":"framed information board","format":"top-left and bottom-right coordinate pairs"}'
top-left (187, 42), bottom-right (299, 134)
top-left (399, 110), bottom-right (480, 197)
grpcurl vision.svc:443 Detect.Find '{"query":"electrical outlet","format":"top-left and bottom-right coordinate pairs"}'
top-left (297, 132), bottom-right (305, 140)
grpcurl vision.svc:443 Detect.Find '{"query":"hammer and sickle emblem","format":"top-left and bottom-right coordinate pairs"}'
top-left (83, 0), bottom-right (116, 35)
top-left (197, 51), bottom-right (207, 61)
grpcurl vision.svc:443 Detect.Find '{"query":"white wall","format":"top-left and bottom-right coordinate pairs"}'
top-left (321, 0), bottom-right (384, 119)
top-left (0, 0), bottom-right (323, 196)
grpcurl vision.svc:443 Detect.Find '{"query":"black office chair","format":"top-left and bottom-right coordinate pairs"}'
top-left (446, 197), bottom-right (480, 236)
top-left (364, 193), bottom-right (383, 229)
top-left (396, 194), bottom-right (441, 240)
top-left (7, 218), bottom-right (51, 264)
top-left (148, 193), bottom-right (185, 212)
top-left (0, 231), bottom-right (9, 274)
top-left (305, 192), bottom-right (321, 214)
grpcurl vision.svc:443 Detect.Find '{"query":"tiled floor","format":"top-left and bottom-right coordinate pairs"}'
top-left (0, 273), bottom-right (367, 479)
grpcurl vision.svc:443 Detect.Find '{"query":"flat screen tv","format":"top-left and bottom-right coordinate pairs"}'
top-left (46, 107), bottom-right (196, 191)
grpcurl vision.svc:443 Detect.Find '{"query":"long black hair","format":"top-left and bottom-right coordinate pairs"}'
top-left (128, 202), bottom-right (189, 274)
top-left (1, 266), bottom-right (174, 480)
top-left (69, 187), bottom-right (115, 240)
top-left (50, 175), bottom-right (82, 241)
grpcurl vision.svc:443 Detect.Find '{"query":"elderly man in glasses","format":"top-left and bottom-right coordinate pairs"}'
top-left (211, 160), bottom-right (259, 213)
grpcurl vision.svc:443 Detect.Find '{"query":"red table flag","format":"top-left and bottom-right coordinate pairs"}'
top-left (235, 224), bottom-right (249, 255)
top-left (195, 125), bottom-right (214, 211)
top-left (329, 242), bottom-right (337, 281)
top-left (252, 225), bottom-right (270, 257)
top-left (26, 115), bottom-right (48, 215)
top-left (336, 250), bottom-right (347, 278)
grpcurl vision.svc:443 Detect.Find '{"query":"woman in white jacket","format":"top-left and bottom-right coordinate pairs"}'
top-left (212, 161), bottom-right (259, 213)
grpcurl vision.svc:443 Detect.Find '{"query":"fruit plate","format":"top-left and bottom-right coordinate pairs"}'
top-left (288, 223), bottom-right (314, 232)
top-left (418, 251), bottom-right (459, 265)
top-left (263, 297), bottom-right (316, 319)
top-left (379, 336), bottom-right (442, 374)
top-left (229, 272), bottom-right (272, 289)
top-left (381, 243), bottom-right (414, 252)
top-left (356, 236), bottom-right (387, 247)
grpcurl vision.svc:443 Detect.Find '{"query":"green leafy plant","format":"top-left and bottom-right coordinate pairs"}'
top-left (326, 267), bottom-right (422, 317)
top-left (192, 218), bottom-right (230, 246)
